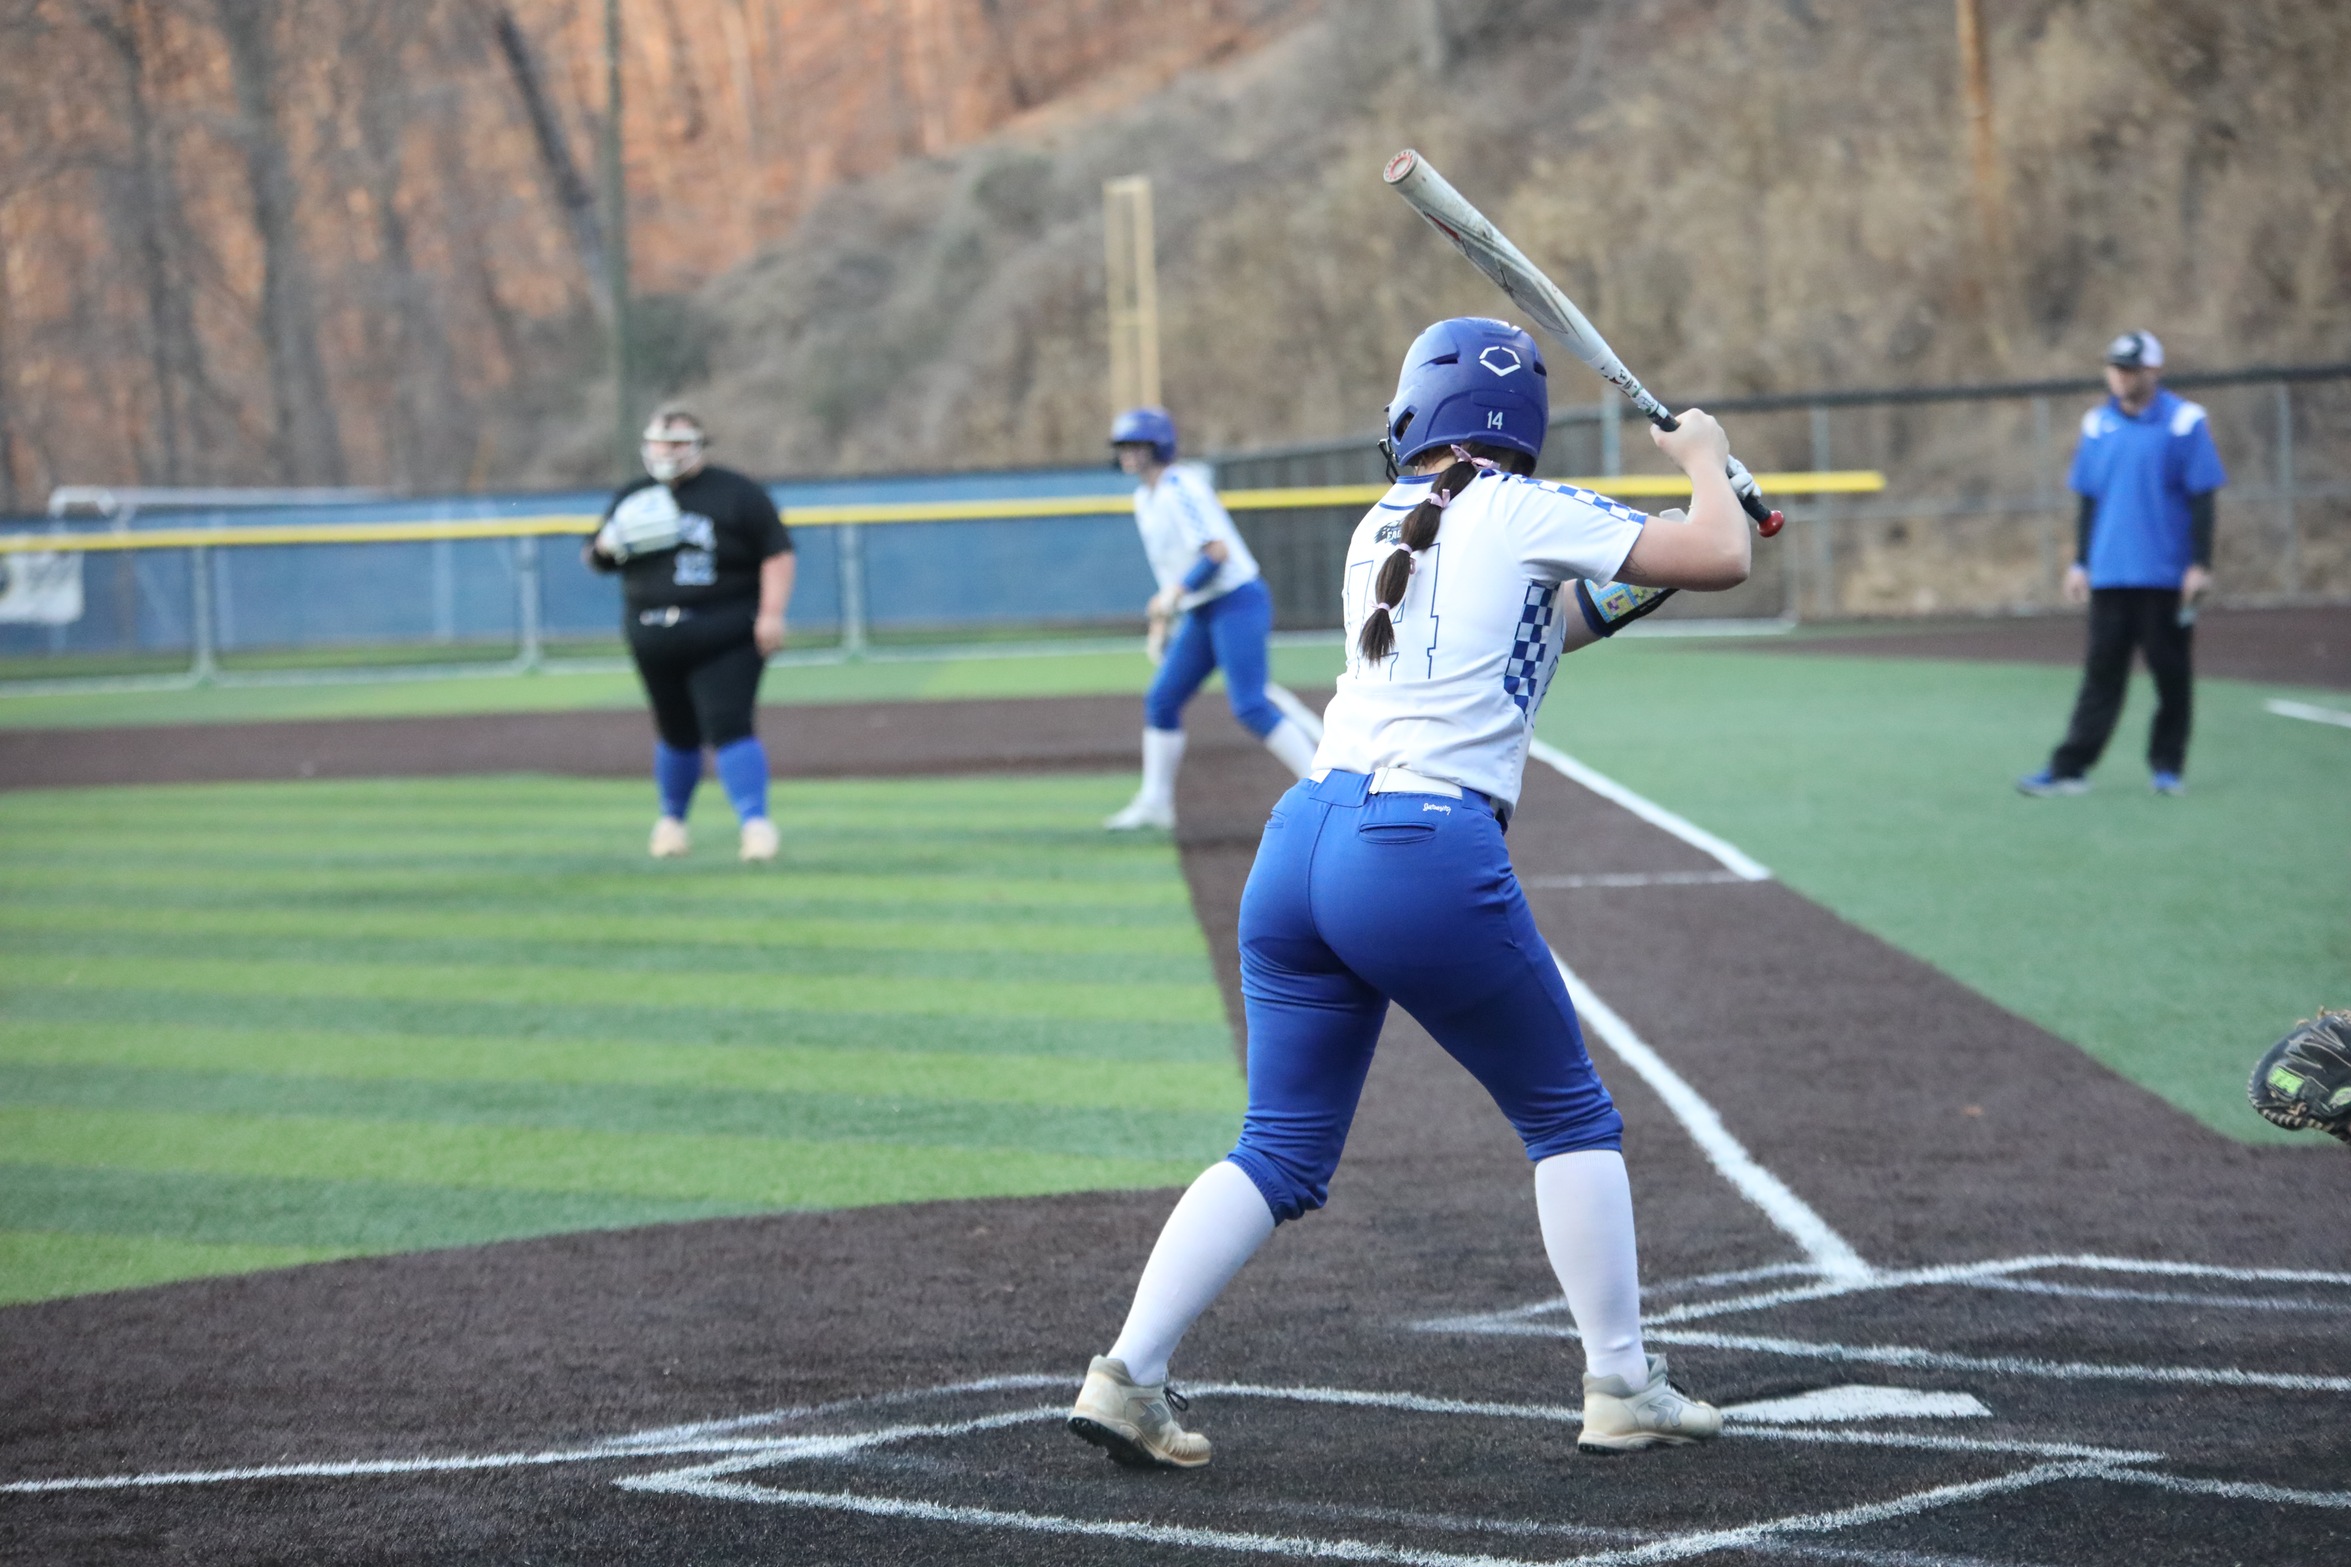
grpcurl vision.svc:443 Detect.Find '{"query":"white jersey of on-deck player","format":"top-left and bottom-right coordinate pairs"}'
top-left (1313, 471), bottom-right (1648, 808)
top-left (1133, 462), bottom-right (1261, 611)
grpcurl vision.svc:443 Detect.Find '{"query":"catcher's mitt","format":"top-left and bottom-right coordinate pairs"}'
top-left (597, 484), bottom-right (686, 562)
top-left (2248, 1010), bottom-right (2351, 1146)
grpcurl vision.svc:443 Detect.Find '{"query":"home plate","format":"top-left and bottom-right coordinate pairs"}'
top-left (1723, 1385), bottom-right (1991, 1422)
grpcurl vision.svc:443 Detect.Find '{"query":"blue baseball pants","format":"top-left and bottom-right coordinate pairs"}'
top-left (1147, 577), bottom-right (1280, 738)
top-left (1227, 769), bottom-right (1623, 1222)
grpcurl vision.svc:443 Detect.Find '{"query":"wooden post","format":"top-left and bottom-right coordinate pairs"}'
top-left (1103, 176), bottom-right (1161, 417)
top-left (1955, 0), bottom-right (2011, 358)
top-left (602, 0), bottom-right (635, 476)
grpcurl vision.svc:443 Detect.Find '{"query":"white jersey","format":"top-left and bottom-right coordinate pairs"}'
top-left (1133, 463), bottom-right (1260, 610)
top-left (1313, 472), bottom-right (1649, 808)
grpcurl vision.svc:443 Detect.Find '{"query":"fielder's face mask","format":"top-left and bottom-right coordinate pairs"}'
top-left (641, 419), bottom-right (707, 483)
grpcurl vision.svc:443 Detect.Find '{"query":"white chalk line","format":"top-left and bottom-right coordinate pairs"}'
top-left (1641, 1329), bottom-right (2351, 1394)
top-left (1278, 685), bottom-right (1842, 1281)
top-left (2102, 1471), bottom-right (2351, 1509)
top-left (1214, 1495), bottom-right (2054, 1567)
top-left (1421, 1252), bottom-right (2351, 1337)
top-left (2266, 697), bottom-right (2351, 730)
top-left (1552, 952), bottom-right (1874, 1283)
top-left (1522, 870), bottom-right (1755, 889)
top-left (610, 1372), bottom-right (1069, 1445)
top-left (616, 1388), bottom-right (2166, 1567)
top-left (1527, 739), bottom-right (1773, 882)
top-left (1543, 1460), bottom-right (2114, 1567)
top-left (0, 1375), bottom-right (2152, 1502)
top-left (1269, 689), bottom-right (1770, 887)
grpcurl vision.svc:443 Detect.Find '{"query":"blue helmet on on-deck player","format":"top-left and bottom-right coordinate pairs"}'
top-left (1381, 318), bottom-right (1548, 471)
top-left (1109, 406), bottom-right (1179, 464)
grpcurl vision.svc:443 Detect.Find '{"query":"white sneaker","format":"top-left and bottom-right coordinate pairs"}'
top-left (1578, 1354), bottom-right (1722, 1454)
top-left (649, 817), bottom-right (691, 858)
top-left (1104, 796), bottom-right (1175, 831)
top-left (738, 817), bottom-right (779, 862)
top-left (1068, 1356), bottom-right (1211, 1469)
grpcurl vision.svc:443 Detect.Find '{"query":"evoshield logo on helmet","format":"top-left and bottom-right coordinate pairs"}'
top-left (1478, 346), bottom-right (1523, 377)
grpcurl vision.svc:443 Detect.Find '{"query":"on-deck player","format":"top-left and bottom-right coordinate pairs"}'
top-left (588, 405), bottom-right (797, 862)
top-left (1103, 407), bottom-right (1319, 830)
top-left (1068, 318), bottom-right (1748, 1466)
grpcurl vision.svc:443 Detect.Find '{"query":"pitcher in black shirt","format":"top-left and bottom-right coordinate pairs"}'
top-left (588, 405), bottom-right (796, 861)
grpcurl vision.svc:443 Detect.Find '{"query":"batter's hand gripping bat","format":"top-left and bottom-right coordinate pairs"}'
top-left (1382, 148), bottom-right (1784, 537)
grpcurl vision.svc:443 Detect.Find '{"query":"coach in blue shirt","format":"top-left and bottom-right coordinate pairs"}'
top-left (2018, 331), bottom-right (2227, 797)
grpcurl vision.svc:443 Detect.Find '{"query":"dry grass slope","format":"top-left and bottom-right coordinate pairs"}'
top-left (620, 0), bottom-right (2350, 488)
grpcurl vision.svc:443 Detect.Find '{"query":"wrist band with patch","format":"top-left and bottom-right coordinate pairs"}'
top-left (1574, 579), bottom-right (1676, 638)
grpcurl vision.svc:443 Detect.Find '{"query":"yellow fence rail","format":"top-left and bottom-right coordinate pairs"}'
top-left (0, 471), bottom-right (1884, 555)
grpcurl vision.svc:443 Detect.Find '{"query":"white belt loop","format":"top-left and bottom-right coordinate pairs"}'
top-left (1367, 765), bottom-right (1464, 800)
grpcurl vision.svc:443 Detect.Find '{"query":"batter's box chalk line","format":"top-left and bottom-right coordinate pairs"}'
top-left (1419, 1252), bottom-right (2351, 1399)
top-left (12, 1369), bottom-right (2351, 1567)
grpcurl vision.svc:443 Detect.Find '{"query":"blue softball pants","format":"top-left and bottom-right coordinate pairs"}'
top-left (1147, 577), bottom-right (1280, 738)
top-left (1227, 769), bottom-right (1623, 1222)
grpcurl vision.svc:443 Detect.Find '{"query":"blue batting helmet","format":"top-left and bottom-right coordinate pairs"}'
top-left (1109, 406), bottom-right (1178, 464)
top-left (1382, 318), bottom-right (1548, 470)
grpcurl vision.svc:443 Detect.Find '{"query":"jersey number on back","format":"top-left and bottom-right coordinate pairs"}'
top-left (1347, 545), bottom-right (1442, 679)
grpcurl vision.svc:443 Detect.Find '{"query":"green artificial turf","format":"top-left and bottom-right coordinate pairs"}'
top-left (1538, 642), bottom-right (2351, 1143)
top-left (0, 639), bottom-right (1350, 730)
top-left (0, 773), bottom-right (1244, 1305)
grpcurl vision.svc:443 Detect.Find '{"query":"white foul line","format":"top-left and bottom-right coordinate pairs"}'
top-left (2266, 698), bottom-right (2351, 730)
top-left (1551, 951), bottom-right (1872, 1282)
top-left (1528, 739), bottom-right (1773, 882)
top-left (1521, 870), bottom-right (1754, 890)
top-left (1270, 687), bottom-right (1769, 884)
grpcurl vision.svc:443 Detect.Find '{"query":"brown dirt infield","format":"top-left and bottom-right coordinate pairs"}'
top-left (1, 686), bottom-right (2346, 1564)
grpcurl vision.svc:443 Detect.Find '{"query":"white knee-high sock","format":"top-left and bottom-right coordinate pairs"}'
top-left (1139, 727), bottom-right (1186, 809)
top-left (1106, 1159), bottom-right (1275, 1385)
top-left (1261, 717), bottom-right (1318, 778)
top-left (1534, 1149), bottom-right (1649, 1385)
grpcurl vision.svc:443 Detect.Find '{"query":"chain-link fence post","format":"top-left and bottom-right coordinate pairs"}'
top-left (2274, 381), bottom-right (2299, 595)
top-left (515, 532), bottom-right (543, 672)
top-left (2032, 394), bottom-right (2058, 602)
top-left (838, 520), bottom-right (869, 658)
top-left (1808, 403), bottom-right (1834, 619)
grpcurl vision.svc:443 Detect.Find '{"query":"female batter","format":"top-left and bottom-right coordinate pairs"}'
top-left (589, 406), bottom-right (796, 862)
top-left (1068, 318), bottom-right (1747, 1466)
top-left (1103, 407), bottom-right (1319, 831)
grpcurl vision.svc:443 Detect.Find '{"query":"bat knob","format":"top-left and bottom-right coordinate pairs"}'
top-left (1383, 149), bottom-right (1419, 184)
top-left (1758, 510), bottom-right (1785, 539)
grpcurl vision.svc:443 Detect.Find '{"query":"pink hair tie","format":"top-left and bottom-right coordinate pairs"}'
top-left (1448, 443), bottom-right (1503, 473)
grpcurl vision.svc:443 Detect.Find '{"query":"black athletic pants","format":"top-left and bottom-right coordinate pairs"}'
top-left (626, 601), bottom-right (765, 751)
top-left (2049, 587), bottom-right (2193, 779)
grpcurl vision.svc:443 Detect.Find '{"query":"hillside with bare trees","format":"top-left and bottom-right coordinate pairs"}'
top-left (0, 0), bottom-right (1297, 506)
top-left (6, 0), bottom-right (2347, 506)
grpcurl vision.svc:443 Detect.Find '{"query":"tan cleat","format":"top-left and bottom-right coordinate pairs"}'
top-left (1067, 1355), bottom-right (1211, 1469)
top-left (1104, 796), bottom-right (1175, 832)
top-left (739, 817), bottom-right (779, 862)
top-left (1578, 1354), bottom-right (1721, 1454)
top-left (649, 817), bottom-right (691, 859)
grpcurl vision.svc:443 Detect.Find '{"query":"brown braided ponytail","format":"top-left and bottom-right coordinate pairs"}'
top-left (1357, 453), bottom-right (1484, 662)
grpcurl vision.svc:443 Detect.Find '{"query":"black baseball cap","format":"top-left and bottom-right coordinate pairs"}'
top-left (2104, 330), bottom-right (2165, 370)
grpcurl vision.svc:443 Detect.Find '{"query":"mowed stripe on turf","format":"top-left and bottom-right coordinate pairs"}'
top-left (0, 1020), bottom-right (1244, 1110)
top-left (0, 773), bottom-right (1244, 1304)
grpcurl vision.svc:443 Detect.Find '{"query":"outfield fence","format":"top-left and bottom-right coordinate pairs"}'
top-left (1221, 361), bottom-right (2351, 622)
top-left (0, 468), bottom-right (1879, 691)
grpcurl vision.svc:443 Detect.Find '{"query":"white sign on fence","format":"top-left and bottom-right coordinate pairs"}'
top-left (0, 550), bottom-right (85, 624)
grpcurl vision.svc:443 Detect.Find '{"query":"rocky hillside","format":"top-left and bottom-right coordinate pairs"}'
top-left (535, 0), bottom-right (2348, 483)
